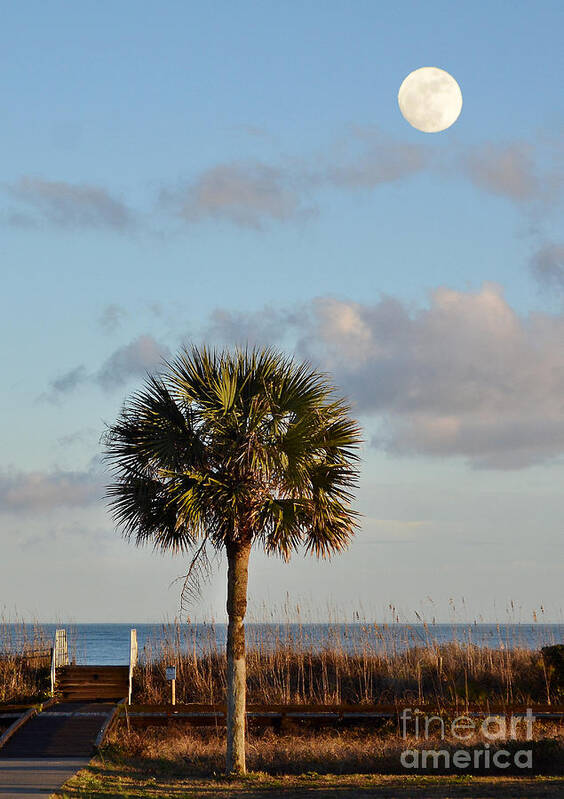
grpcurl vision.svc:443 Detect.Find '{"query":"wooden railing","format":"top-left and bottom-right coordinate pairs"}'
top-left (120, 702), bottom-right (564, 729)
top-left (0, 648), bottom-right (51, 667)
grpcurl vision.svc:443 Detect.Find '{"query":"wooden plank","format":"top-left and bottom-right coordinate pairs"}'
top-left (60, 687), bottom-right (128, 693)
top-left (57, 666), bottom-right (128, 672)
top-left (61, 686), bottom-right (127, 700)
top-left (127, 703), bottom-right (227, 713)
top-left (59, 691), bottom-right (129, 697)
top-left (61, 691), bottom-right (127, 697)
top-left (57, 671), bottom-right (128, 677)
top-left (59, 683), bottom-right (128, 689)
top-left (57, 667), bottom-right (128, 673)
top-left (125, 701), bottom-right (564, 715)
top-left (57, 672), bottom-right (128, 679)
top-left (58, 683), bottom-right (127, 689)
top-left (57, 674), bottom-right (128, 685)
top-left (59, 684), bottom-right (128, 690)
top-left (58, 680), bottom-right (129, 687)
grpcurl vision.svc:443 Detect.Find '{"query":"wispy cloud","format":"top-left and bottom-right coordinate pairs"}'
top-left (162, 162), bottom-right (309, 229)
top-left (57, 428), bottom-right (98, 448)
top-left (530, 243), bottom-right (564, 292)
top-left (49, 365), bottom-right (88, 396)
top-left (206, 306), bottom-right (305, 345)
top-left (317, 126), bottom-right (427, 190)
top-left (460, 139), bottom-right (563, 217)
top-left (161, 130), bottom-right (427, 229)
top-left (44, 335), bottom-right (169, 402)
top-left (162, 132), bottom-right (561, 231)
top-left (462, 143), bottom-right (538, 201)
top-left (96, 335), bottom-right (169, 390)
top-left (0, 467), bottom-right (103, 513)
top-left (4, 177), bottom-right (133, 230)
top-left (2, 132), bottom-right (560, 235)
top-left (99, 304), bottom-right (128, 333)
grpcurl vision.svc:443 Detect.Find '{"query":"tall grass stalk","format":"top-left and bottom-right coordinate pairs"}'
top-left (133, 607), bottom-right (559, 707)
top-left (0, 614), bottom-right (51, 703)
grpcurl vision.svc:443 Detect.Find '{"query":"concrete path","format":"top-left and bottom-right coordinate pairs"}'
top-left (0, 758), bottom-right (89, 797)
top-left (0, 701), bottom-right (119, 796)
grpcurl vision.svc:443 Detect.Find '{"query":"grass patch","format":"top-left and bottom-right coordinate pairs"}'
top-left (55, 761), bottom-right (564, 798)
top-left (102, 720), bottom-right (564, 777)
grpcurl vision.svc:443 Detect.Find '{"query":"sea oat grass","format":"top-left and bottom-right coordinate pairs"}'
top-left (0, 616), bottom-right (51, 704)
top-left (133, 627), bottom-right (554, 706)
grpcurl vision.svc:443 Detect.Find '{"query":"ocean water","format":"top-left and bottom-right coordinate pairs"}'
top-left (2, 622), bottom-right (562, 665)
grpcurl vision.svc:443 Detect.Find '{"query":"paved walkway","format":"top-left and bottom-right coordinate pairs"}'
top-left (0, 703), bottom-right (115, 759)
top-left (0, 758), bottom-right (89, 797)
top-left (0, 701), bottom-right (117, 796)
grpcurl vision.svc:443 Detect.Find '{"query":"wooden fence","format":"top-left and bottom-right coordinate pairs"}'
top-left (0, 648), bottom-right (52, 668)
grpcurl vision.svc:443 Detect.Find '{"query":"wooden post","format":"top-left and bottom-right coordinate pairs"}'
top-left (128, 629), bottom-right (138, 705)
top-left (50, 628), bottom-right (67, 695)
top-left (166, 665), bottom-right (177, 707)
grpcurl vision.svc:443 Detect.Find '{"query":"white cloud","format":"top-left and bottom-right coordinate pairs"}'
top-left (207, 285), bottom-right (564, 469)
top-left (4, 177), bottom-right (133, 230)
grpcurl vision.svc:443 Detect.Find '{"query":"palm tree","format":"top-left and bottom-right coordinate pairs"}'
top-left (103, 346), bottom-right (361, 774)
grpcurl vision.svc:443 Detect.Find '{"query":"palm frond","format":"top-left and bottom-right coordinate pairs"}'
top-left (103, 344), bottom-right (362, 575)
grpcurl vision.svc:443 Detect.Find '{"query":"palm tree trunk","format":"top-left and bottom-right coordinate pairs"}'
top-left (225, 539), bottom-right (251, 775)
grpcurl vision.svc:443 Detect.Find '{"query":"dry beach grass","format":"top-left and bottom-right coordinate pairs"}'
top-left (0, 613), bottom-right (562, 707)
top-left (133, 616), bottom-right (561, 707)
top-left (0, 616), bottom-right (52, 703)
top-left (104, 718), bottom-right (564, 776)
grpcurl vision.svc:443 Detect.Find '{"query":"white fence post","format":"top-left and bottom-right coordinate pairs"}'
top-left (128, 628), bottom-right (138, 705)
top-left (50, 628), bottom-right (68, 695)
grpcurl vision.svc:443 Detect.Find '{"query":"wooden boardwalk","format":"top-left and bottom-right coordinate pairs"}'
top-left (0, 629), bottom-right (134, 794)
top-left (56, 665), bottom-right (129, 702)
top-left (0, 702), bottom-right (118, 758)
top-left (122, 701), bottom-right (564, 730)
top-left (0, 664), bottom-right (127, 758)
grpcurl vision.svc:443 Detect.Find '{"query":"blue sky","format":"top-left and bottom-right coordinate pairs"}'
top-left (1, 1), bottom-right (563, 622)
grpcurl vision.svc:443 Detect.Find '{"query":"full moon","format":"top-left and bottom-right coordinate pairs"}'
top-left (398, 67), bottom-right (462, 133)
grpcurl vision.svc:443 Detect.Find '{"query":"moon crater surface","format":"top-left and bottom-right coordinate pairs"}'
top-left (398, 67), bottom-right (462, 133)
